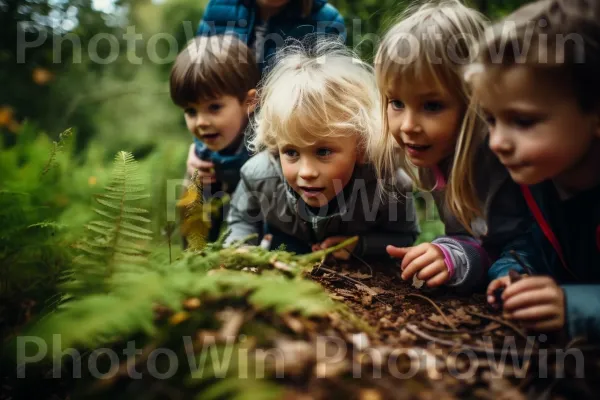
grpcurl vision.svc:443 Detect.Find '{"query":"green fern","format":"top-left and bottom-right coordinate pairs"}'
top-left (41, 128), bottom-right (73, 177)
top-left (67, 151), bottom-right (153, 295)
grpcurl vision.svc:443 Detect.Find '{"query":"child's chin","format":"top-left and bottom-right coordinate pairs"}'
top-left (507, 170), bottom-right (544, 186)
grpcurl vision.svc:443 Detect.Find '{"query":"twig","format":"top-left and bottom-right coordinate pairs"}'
top-left (509, 250), bottom-right (534, 275)
top-left (405, 293), bottom-right (457, 330)
top-left (341, 248), bottom-right (373, 277)
top-left (419, 321), bottom-right (501, 335)
top-left (465, 310), bottom-right (528, 340)
top-left (406, 324), bottom-right (526, 357)
top-left (318, 266), bottom-right (389, 306)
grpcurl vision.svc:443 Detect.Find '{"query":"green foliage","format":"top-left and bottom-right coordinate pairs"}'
top-left (67, 151), bottom-right (153, 296)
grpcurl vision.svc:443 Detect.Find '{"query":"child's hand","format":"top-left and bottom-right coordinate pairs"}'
top-left (312, 236), bottom-right (357, 260)
top-left (187, 143), bottom-right (216, 185)
top-left (387, 244), bottom-right (449, 287)
top-left (498, 276), bottom-right (566, 332)
top-left (486, 276), bottom-right (512, 308)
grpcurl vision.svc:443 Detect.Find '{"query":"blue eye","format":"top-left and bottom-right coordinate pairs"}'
top-left (316, 148), bottom-right (332, 157)
top-left (184, 108), bottom-right (197, 116)
top-left (424, 101), bottom-right (445, 112)
top-left (282, 149), bottom-right (298, 158)
top-left (389, 100), bottom-right (405, 110)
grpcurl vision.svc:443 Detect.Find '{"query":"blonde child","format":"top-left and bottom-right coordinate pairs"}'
top-left (226, 39), bottom-right (419, 257)
top-left (369, 0), bottom-right (532, 291)
top-left (170, 35), bottom-right (259, 241)
top-left (468, 0), bottom-right (600, 340)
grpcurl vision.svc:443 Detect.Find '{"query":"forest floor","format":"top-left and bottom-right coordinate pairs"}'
top-left (292, 258), bottom-right (600, 400)
top-left (2, 258), bottom-right (600, 400)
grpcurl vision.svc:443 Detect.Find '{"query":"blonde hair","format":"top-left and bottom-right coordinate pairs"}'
top-left (248, 38), bottom-right (380, 154)
top-left (369, 0), bottom-right (488, 233)
top-left (468, 0), bottom-right (600, 113)
top-left (170, 35), bottom-right (260, 107)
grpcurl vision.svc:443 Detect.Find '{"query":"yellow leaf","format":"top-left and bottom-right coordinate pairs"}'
top-left (32, 67), bottom-right (54, 85)
top-left (169, 311), bottom-right (190, 325)
top-left (0, 106), bottom-right (14, 127)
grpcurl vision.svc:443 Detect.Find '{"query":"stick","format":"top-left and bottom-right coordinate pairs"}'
top-left (406, 324), bottom-right (525, 357)
top-left (465, 310), bottom-right (528, 340)
top-left (419, 321), bottom-right (501, 335)
top-left (405, 293), bottom-right (457, 330)
top-left (318, 266), bottom-right (390, 306)
top-left (509, 250), bottom-right (534, 275)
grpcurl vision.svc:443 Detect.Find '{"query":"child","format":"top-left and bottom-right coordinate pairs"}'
top-left (170, 35), bottom-right (260, 241)
top-left (468, 0), bottom-right (600, 340)
top-left (369, 0), bottom-right (533, 292)
top-left (225, 39), bottom-right (419, 257)
top-left (187, 0), bottom-right (346, 183)
top-left (197, 0), bottom-right (346, 70)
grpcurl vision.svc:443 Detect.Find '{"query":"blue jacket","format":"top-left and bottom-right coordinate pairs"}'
top-left (492, 182), bottom-right (600, 342)
top-left (196, 0), bottom-right (346, 72)
top-left (193, 137), bottom-right (250, 196)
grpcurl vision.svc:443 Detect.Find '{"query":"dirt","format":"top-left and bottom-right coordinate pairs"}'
top-left (299, 257), bottom-right (600, 400)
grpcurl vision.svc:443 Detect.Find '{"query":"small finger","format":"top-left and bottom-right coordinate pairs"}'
top-left (426, 271), bottom-right (448, 287)
top-left (417, 261), bottom-right (446, 281)
top-left (503, 276), bottom-right (554, 299)
top-left (509, 305), bottom-right (558, 321)
top-left (503, 288), bottom-right (556, 312)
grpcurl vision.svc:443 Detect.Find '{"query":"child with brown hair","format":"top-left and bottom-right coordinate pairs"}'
top-left (468, 0), bottom-right (600, 340)
top-left (170, 35), bottom-right (260, 241)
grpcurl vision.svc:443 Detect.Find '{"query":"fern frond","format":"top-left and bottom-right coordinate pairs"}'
top-left (68, 151), bottom-right (152, 296)
top-left (40, 128), bottom-right (73, 177)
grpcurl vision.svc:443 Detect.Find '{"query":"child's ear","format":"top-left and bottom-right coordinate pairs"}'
top-left (245, 89), bottom-right (258, 114)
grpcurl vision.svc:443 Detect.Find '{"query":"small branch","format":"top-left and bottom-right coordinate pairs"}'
top-left (318, 265), bottom-right (389, 306)
top-left (466, 310), bottom-right (527, 340)
top-left (419, 321), bottom-right (501, 335)
top-left (405, 293), bottom-right (457, 331)
top-left (406, 324), bottom-right (526, 357)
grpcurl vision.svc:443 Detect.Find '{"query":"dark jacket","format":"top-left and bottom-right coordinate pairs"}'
top-left (196, 0), bottom-right (346, 72)
top-left (423, 142), bottom-right (533, 294)
top-left (225, 151), bottom-right (420, 256)
top-left (515, 181), bottom-right (600, 341)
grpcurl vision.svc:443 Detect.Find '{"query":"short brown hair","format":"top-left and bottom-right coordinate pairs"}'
top-left (474, 0), bottom-right (600, 111)
top-left (170, 35), bottom-right (260, 107)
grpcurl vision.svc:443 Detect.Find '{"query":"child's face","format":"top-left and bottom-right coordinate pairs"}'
top-left (278, 136), bottom-right (360, 208)
top-left (476, 66), bottom-right (600, 186)
top-left (184, 93), bottom-right (253, 152)
top-left (386, 78), bottom-right (464, 168)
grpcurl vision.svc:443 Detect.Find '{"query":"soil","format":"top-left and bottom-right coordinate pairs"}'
top-left (297, 257), bottom-right (600, 400)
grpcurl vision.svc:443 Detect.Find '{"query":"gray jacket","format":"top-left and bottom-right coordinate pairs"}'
top-left (423, 143), bottom-right (532, 293)
top-left (226, 151), bottom-right (420, 256)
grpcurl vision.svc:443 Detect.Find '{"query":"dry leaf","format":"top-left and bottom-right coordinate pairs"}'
top-left (412, 274), bottom-right (425, 289)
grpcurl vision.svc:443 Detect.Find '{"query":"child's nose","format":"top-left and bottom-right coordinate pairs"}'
top-left (298, 160), bottom-right (319, 179)
top-left (400, 110), bottom-right (420, 134)
top-left (195, 115), bottom-right (210, 129)
top-left (489, 126), bottom-right (514, 155)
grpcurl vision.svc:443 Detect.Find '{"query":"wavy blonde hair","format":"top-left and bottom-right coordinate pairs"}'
top-left (369, 0), bottom-right (488, 233)
top-left (248, 38), bottom-right (380, 155)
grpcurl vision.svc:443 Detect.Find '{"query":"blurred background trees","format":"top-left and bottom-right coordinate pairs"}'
top-left (2, 0), bottom-right (534, 155)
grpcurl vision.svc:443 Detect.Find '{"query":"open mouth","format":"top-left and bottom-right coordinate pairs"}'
top-left (200, 133), bottom-right (220, 141)
top-left (299, 186), bottom-right (325, 198)
top-left (405, 143), bottom-right (432, 152)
